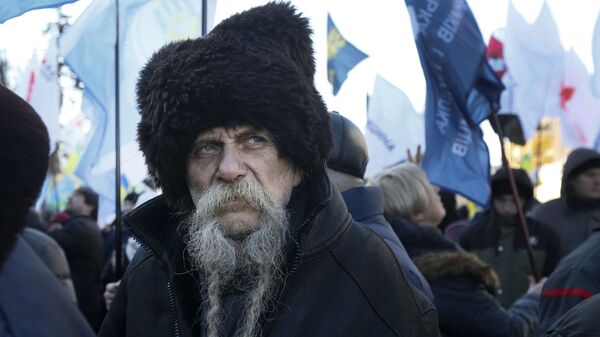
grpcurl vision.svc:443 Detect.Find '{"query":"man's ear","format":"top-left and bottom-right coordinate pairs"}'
top-left (292, 168), bottom-right (303, 187)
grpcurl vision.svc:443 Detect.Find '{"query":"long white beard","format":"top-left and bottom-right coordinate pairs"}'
top-left (184, 179), bottom-right (289, 337)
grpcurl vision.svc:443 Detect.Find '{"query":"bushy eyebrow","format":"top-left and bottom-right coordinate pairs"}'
top-left (192, 126), bottom-right (271, 145)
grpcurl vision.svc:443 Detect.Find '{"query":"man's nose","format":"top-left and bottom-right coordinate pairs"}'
top-left (216, 145), bottom-right (247, 183)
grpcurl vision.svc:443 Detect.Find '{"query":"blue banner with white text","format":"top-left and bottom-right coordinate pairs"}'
top-left (405, 0), bottom-right (504, 206)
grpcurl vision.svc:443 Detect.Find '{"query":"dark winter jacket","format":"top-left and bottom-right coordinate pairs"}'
top-left (0, 237), bottom-right (95, 337)
top-left (21, 227), bottom-right (77, 302)
top-left (49, 214), bottom-right (103, 331)
top-left (460, 211), bottom-right (563, 308)
top-left (545, 294), bottom-right (600, 337)
top-left (538, 225), bottom-right (600, 336)
top-left (530, 148), bottom-right (600, 254)
top-left (342, 185), bottom-right (434, 301)
top-left (387, 216), bottom-right (540, 337)
top-left (99, 170), bottom-right (440, 337)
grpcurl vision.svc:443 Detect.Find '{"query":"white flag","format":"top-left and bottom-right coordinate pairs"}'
top-left (559, 50), bottom-right (600, 149)
top-left (504, 1), bottom-right (564, 140)
top-left (365, 75), bottom-right (424, 178)
top-left (15, 38), bottom-right (60, 153)
top-left (591, 13), bottom-right (600, 97)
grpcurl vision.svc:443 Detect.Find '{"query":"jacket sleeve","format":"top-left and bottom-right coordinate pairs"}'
top-left (98, 279), bottom-right (127, 337)
top-left (98, 247), bottom-right (150, 337)
top-left (538, 268), bottom-right (600, 336)
top-left (47, 221), bottom-right (85, 254)
top-left (466, 291), bottom-right (538, 337)
top-left (435, 277), bottom-right (539, 337)
top-left (412, 308), bottom-right (442, 337)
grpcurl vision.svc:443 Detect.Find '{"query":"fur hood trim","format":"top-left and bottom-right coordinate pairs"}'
top-left (413, 251), bottom-right (500, 292)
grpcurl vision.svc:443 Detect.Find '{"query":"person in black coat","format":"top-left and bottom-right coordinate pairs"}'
top-left (373, 163), bottom-right (543, 337)
top-left (544, 294), bottom-right (600, 337)
top-left (460, 168), bottom-right (563, 308)
top-left (0, 84), bottom-right (95, 337)
top-left (48, 186), bottom-right (103, 331)
top-left (325, 111), bottom-right (434, 301)
top-left (537, 223), bottom-right (600, 336)
top-left (99, 4), bottom-right (440, 336)
top-left (530, 148), bottom-right (600, 254)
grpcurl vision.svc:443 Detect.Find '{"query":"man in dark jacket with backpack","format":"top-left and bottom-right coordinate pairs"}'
top-left (99, 4), bottom-right (439, 337)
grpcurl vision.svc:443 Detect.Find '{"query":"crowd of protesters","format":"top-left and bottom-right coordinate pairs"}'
top-left (2, 3), bottom-right (600, 337)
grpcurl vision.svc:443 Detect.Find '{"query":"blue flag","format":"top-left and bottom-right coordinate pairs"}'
top-left (327, 14), bottom-right (368, 95)
top-left (60, 0), bottom-right (205, 223)
top-left (0, 0), bottom-right (78, 24)
top-left (405, 0), bottom-right (504, 206)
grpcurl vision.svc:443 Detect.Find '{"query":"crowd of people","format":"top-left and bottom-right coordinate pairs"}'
top-left (1, 3), bottom-right (600, 337)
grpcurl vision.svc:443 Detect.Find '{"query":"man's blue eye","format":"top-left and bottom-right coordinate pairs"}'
top-left (197, 144), bottom-right (217, 155)
top-left (248, 136), bottom-right (266, 145)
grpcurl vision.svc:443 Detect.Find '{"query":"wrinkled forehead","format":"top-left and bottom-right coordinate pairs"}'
top-left (194, 124), bottom-right (272, 142)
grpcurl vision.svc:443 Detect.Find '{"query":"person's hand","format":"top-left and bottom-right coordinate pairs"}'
top-left (527, 276), bottom-right (547, 296)
top-left (47, 222), bottom-right (63, 231)
top-left (406, 145), bottom-right (423, 165)
top-left (104, 280), bottom-right (121, 309)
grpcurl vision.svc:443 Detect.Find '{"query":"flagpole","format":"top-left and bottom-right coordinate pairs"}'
top-left (491, 108), bottom-right (540, 282)
top-left (114, 0), bottom-right (123, 277)
top-left (201, 0), bottom-right (207, 36)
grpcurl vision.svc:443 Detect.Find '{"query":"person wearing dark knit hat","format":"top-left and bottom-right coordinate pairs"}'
top-left (460, 167), bottom-right (563, 308)
top-left (99, 3), bottom-right (439, 337)
top-left (325, 111), bottom-right (434, 302)
top-left (530, 147), bottom-right (600, 254)
top-left (0, 85), bottom-right (95, 337)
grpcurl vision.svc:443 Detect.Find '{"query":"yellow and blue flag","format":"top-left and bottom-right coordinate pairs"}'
top-left (405, 0), bottom-right (504, 206)
top-left (327, 14), bottom-right (368, 95)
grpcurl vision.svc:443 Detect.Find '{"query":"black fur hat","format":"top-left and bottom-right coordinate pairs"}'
top-left (137, 2), bottom-right (331, 211)
top-left (0, 85), bottom-right (49, 270)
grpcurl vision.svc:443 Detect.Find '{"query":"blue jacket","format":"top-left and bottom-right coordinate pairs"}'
top-left (342, 186), bottom-right (434, 301)
top-left (387, 216), bottom-right (540, 337)
top-left (545, 294), bottom-right (600, 336)
top-left (538, 226), bottom-right (600, 336)
top-left (0, 238), bottom-right (95, 337)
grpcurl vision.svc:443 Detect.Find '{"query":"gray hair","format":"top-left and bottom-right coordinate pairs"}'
top-left (371, 163), bottom-right (435, 218)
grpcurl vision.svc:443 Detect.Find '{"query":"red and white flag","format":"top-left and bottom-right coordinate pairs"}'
top-left (504, 1), bottom-right (564, 140)
top-left (592, 13), bottom-right (600, 97)
top-left (558, 50), bottom-right (600, 149)
top-left (15, 38), bottom-right (60, 152)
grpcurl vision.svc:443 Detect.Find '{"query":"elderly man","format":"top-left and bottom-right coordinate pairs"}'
top-left (99, 3), bottom-right (438, 337)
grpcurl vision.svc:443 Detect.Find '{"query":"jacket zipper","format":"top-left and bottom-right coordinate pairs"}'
top-left (262, 202), bottom-right (326, 335)
top-left (130, 233), bottom-right (181, 337)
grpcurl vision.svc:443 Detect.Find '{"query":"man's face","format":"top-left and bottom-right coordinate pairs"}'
top-left (493, 194), bottom-right (523, 217)
top-left (569, 167), bottom-right (600, 201)
top-left (186, 125), bottom-right (301, 239)
top-left (66, 192), bottom-right (92, 216)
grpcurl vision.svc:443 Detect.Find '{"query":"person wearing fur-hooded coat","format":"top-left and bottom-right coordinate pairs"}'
top-left (99, 3), bottom-right (440, 337)
top-left (373, 164), bottom-right (540, 337)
